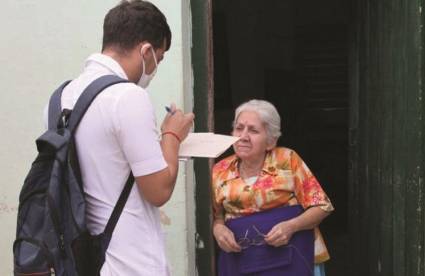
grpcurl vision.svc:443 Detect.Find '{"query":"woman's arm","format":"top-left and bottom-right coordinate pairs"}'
top-left (211, 162), bottom-right (242, 253)
top-left (290, 206), bottom-right (330, 231)
top-left (264, 206), bottom-right (329, 247)
top-left (213, 219), bottom-right (242, 252)
top-left (264, 150), bottom-right (334, 247)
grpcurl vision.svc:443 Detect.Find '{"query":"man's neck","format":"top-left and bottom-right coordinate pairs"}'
top-left (102, 48), bottom-right (138, 82)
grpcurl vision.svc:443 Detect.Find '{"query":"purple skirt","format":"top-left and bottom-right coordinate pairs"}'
top-left (218, 205), bottom-right (314, 276)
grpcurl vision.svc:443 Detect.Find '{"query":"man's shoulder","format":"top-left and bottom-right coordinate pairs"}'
top-left (81, 75), bottom-right (148, 105)
top-left (102, 81), bottom-right (144, 97)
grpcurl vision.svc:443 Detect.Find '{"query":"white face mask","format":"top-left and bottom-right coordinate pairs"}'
top-left (137, 45), bottom-right (158, 88)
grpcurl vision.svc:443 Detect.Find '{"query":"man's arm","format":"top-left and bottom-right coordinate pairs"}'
top-left (136, 107), bottom-right (193, 207)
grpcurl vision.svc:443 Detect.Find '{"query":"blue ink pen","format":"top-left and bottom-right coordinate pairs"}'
top-left (165, 105), bottom-right (175, 115)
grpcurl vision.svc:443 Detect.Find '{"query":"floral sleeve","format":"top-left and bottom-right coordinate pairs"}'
top-left (211, 165), bottom-right (225, 222)
top-left (290, 151), bottom-right (334, 212)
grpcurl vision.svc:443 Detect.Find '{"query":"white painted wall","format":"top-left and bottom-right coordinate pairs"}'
top-left (0, 0), bottom-right (195, 275)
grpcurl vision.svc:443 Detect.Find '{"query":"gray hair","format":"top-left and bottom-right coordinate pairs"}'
top-left (233, 99), bottom-right (282, 144)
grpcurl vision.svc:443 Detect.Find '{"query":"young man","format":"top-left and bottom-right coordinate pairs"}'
top-left (57, 1), bottom-right (194, 275)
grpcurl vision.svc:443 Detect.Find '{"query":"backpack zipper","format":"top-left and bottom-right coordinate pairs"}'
top-left (47, 195), bottom-right (67, 258)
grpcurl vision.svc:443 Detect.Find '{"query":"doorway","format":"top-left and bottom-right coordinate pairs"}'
top-left (212, 0), bottom-right (351, 275)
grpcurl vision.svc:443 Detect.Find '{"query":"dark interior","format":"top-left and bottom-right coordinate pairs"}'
top-left (213, 1), bottom-right (351, 275)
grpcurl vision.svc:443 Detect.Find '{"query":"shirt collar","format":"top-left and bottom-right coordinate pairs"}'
top-left (84, 53), bottom-right (129, 80)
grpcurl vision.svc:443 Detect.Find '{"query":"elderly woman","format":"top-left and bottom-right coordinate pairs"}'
top-left (212, 100), bottom-right (334, 276)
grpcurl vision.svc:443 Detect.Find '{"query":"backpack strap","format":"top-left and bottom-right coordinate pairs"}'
top-left (67, 75), bottom-right (129, 134)
top-left (103, 173), bottom-right (135, 239)
top-left (48, 80), bottom-right (72, 130)
top-left (65, 75), bottom-right (135, 256)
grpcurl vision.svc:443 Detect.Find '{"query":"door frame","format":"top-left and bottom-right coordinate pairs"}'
top-left (191, 0), bottom-right (215, 275)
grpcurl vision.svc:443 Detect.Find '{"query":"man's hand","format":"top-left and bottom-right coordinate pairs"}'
top-left (161, 103), bottom-right (194, 141)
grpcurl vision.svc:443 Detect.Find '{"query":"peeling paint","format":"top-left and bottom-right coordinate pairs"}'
top-left (0, 201), bottom-right (18, 214)
top-left (159, 209), bottom-right (171, 225)
top-left (195, 232), bottom-right (205, 249)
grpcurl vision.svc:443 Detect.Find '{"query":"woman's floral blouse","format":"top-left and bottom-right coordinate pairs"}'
top-left (212, 147), bottom-right (334, 263)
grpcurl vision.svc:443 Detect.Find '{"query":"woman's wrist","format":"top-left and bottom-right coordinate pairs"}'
top-left (213, 220), bottom-right (226, 236)
top-left (213, 219), bottom-right (225, 229)
top-left (286, 218), bottom-right (300, 233)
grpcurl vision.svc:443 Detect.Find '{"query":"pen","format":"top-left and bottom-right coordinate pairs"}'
top-left (165, 105), bottom-right (175, 115)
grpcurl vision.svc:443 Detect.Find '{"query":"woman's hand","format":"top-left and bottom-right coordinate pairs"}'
top-left (264, 206), bottom-right (330, 247)
top-left (264, 220), bottom-right (297, 247)
top-left (213, 223), bottom-right (241, 253)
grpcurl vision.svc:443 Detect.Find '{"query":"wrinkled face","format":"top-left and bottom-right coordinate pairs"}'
top-left (232, 111), bottom-right (273, 162)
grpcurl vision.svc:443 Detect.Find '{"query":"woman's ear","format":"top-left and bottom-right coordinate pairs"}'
top-left (266, 138), bottom-right (277, 151)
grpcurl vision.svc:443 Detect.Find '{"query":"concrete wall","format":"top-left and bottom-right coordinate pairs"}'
top-left (0, 0), bottom-right (195, 275)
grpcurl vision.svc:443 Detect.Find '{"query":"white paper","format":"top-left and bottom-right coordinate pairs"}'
top-left (178, 132), bottom-right (240, 158)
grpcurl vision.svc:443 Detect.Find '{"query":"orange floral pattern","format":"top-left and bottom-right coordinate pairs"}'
top-left (211, 147), bottom-right (334, 263)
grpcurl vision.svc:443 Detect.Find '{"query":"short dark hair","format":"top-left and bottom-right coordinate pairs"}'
top-left (102, 0), bottom-right (171, 52)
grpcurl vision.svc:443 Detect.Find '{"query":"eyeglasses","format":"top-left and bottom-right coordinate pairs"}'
top-left (236, 225), bottom-right (267, 249)
top-left (235, 225), bottom-right (314, 275)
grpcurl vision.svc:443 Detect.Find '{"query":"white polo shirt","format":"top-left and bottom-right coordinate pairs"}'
top-left (59, 53), bottom-right (169, 275)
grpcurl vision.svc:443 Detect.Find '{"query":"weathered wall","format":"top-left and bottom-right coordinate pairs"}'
top-left (349, 1), bottom-right (424, 275)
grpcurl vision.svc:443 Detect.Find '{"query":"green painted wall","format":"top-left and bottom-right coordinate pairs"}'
top-left (349, 1), bottom-right (424, 275)
top-left (0, 0), bottom-right (195, 275)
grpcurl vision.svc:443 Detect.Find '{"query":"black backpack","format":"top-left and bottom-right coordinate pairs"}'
top-left (13, 75), bottom-right (134, 276)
